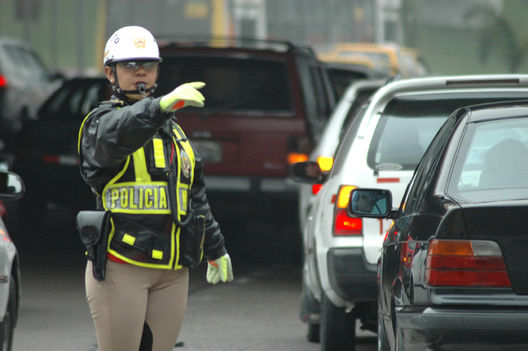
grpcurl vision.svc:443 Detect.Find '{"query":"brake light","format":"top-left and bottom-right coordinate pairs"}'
top-left (287, 135), bottom-right (312, 166)
top-left (287, 152), bottom-right (308, 165)
top-left (316, 156), bottom-right (333, 172)
top-left (333, 185), bottom-right (361, 236)
top-left (426, 239), bottom-right (511, 287)
top-left (0, 75), bottom-right (7, 87)
top-left (312, 184), bottom-right (323, 195)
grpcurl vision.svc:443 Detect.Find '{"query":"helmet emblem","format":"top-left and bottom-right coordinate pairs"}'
top-left (133, 37), bottom-right (146, 49)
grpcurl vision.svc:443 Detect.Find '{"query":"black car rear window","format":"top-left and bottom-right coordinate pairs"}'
top-left (367, 92), bottom-right (528, 171)
top-left (156, 56), bottom-right (293, 113)
top-left (38, 79), bottom-right (109, 121)
top-left (448, 117), bottom-right (528, 202)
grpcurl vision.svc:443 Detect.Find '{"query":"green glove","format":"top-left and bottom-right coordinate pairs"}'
top-left (159, 81), bottom-right (206, 112)
top-left (206, 253), bottom-right (234, 284)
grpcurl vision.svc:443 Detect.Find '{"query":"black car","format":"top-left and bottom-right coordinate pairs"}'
top-left (12, 77), bottom-right (110, 220)
top-left (348, 101), bottom-right (528, 350)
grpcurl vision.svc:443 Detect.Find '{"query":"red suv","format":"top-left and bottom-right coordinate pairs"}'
top-left (156, 38), bottom-right (337, 215)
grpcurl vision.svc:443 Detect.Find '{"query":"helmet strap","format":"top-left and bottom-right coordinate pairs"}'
top-left (110, 63), bottom-right (160, 99)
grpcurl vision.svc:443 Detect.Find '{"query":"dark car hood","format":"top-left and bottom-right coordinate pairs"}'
top-left (437, 201), bottom-right (528, 295)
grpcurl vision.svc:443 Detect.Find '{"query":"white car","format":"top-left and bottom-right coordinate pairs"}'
top-left (292, 74), bottom-right (528, 350)
top-left (297, 79), bottom-right (386, 234)
top-left (0, 170), bottom-right (24, 351)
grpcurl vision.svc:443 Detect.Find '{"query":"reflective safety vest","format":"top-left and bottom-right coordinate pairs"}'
top-left (79, 111), bottom-right (196, 270)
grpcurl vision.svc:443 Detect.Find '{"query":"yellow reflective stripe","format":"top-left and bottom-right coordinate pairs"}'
top-left (173, 125), bottom-right (196, 185)
top-left (77, 111), bottom-right (94, 154)
top-left (132, 148), bottom-right (151, 182)
top-left (152, 249), bottom-right (163, 260)
top-left (101, 156), bottom-right (131, 211)
top-left (178, 186), bottom-right (189, 213)
top-left (171, 124), bottom-right (196, 218)
top-left (122, 233), bottom-right (136, 246)
top-left (172, 223), bottom-right (182, 269)
top-left (152, 138), bottom-right (166, 168)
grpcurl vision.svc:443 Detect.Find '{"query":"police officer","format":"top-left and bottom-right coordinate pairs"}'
top-left (78, 26), bottom-right (233, 351)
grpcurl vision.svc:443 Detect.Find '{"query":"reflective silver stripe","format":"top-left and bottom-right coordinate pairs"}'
top-left (103, 183), bottom-right (171, 213)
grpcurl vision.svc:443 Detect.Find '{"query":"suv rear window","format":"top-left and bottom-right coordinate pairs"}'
top-left (3, 43), bottom-right (50, 81)
top-left (156, 56), bottom-right (293, 113)
top-left (367, 92), bottom-right (528, 171)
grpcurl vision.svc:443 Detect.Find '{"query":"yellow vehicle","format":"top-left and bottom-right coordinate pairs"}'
top-left (317, 52), bottom-right (387, 99)
top-left (328, 42), bottom-right (430, 77)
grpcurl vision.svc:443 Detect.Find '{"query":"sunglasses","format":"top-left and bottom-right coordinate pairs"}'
top-left (118, 61), bottom-right (159, 71)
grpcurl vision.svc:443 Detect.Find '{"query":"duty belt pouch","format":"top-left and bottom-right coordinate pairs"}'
top-left (76, 210), bottom-right (111, 281)
top-left (111, 216), bottom-right (170, 263)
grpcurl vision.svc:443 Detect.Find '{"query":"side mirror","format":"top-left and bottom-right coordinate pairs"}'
top-left (290, 161), bottom-right (327, 184)
top-left (0, 171), bottom-right (25, 200)
top-left (347, 188), bottom-right (392, 218)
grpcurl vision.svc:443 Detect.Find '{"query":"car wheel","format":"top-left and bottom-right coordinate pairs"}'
top-left (377, 313), bottom-right (390, 351)
top-left (300, 280), bottom-right (320, 343)
top-left (393, 307), bottom-right (404, 351)
top-left (307, 322), bottom-right (320, 343)
top-left (320, 292), bottom-right (356, 351)
top-left (0, 275), bottom-right (17, 351)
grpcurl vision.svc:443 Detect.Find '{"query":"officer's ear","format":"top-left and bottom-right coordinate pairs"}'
top-left (104, 66), bottom-right (115, 84)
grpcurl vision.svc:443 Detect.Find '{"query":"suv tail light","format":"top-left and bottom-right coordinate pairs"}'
top-left (426, 239), bottom-right (511, 287)
top-left (333, 185), bottom-right (362, 236)
top-left (287, 135), bottom-right (312, 166)
top-left (316, 156), bottom-right (333, 172)
top-left (0, 75), bottom-right (7, 88)
top-left (287, 152), bottom-right (308, 165)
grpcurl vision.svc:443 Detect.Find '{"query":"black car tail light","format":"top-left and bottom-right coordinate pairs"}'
top-left (426, 239), bottom-right (511, 287)
top-left (0, 75), bottom-right (7, 88)
top-left (333, 185), bottom-right (362, 236)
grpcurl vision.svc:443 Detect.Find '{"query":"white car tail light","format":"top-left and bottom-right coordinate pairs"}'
top-left (333, 185), bottom-right (362, 236)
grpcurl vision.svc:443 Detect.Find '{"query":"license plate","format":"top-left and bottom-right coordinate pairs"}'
top-left (192, 140), bottom-right (222, 163)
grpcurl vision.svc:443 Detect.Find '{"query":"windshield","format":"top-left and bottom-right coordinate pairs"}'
top-left (156, 56), bottom-right (293, 113)
top-left (448, 117), bottom-right (528, 202)
top-left (367, 92), bottom-right (528, 171)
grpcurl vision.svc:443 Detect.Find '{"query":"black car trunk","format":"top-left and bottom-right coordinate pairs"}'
top-left (461, 205), bottom-right (528, 295)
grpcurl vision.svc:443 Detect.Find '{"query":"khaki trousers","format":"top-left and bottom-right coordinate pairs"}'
top-left (85, 260), bottom-right (189, 351)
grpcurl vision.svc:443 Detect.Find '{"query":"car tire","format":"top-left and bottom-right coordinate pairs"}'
top-left (300, 280), bottom-right (320, 343)
top-left (320, 292), bottom-right (356, 351)
top-left (0, 275), bottom-right (17, 351)
top-left (377, 313), bottom-right (390, 351)
top-left (392, 304), bottom-right (405, 351)
top-left (307, 322), bottom-right (320, 343)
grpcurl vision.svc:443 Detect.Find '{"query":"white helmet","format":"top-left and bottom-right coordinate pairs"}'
top-left (103, 26), bottom-right (161, 66)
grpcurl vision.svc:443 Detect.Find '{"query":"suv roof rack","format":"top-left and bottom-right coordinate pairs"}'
top-left (156, 35), bottom-right (316, 56)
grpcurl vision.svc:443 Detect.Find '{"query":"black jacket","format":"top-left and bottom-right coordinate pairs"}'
top-left (78, 95), bottom-right (226, 265)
